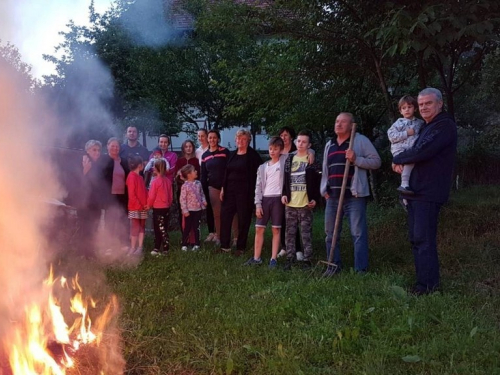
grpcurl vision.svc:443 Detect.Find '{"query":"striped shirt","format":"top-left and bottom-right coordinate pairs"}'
top-left (200, 146), bottom-right (230, 190)
top-left (327, 140), bottom-right (354, 198)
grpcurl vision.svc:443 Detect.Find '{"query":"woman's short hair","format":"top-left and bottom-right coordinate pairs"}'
top-left (278, 126), bottom-right (296, 140)
top-left (85, 139), bottom-right (102, 151)
top-left (235, 129), bottom-right (252, 142)
top-left (107, 137), bottom-right (120, 146)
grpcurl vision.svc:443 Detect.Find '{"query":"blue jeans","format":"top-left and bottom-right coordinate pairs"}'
top-left (407, 200), bottom-right (442, 292)
top-left (325, 196), bottom-right (368, 272)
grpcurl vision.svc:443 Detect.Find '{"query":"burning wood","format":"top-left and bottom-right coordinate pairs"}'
top-left (1, 267), bottom-right (123, 375)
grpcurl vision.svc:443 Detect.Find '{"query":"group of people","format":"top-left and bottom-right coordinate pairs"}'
top-left (78, 87), bottom-right (456, 296)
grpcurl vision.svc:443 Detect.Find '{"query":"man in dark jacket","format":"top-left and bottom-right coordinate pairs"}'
top-left (393, 88), bottom-right (457, 295)
top-left (119, 126), bottom-right (150, 161)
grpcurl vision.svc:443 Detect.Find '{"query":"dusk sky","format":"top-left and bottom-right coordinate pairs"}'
top-left (0, 0), bottom-right (113, 78)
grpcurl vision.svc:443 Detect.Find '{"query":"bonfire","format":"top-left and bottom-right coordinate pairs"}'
top-left (1, 267), bottom-right (124, 375)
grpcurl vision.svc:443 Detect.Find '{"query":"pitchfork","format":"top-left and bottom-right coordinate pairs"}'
top-left (319, 123), bottom-right (357, 277)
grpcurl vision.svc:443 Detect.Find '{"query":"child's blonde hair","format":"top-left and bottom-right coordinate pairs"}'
top-left (154, 159), bottom-right (167, 176)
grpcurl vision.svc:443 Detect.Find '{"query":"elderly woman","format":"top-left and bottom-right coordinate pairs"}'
top-left (219, 129), bottom-right (262, 255)
top-left (77, 140), bottom-right (105, 257)
top-left (102, 137), bottom-right (130, 246)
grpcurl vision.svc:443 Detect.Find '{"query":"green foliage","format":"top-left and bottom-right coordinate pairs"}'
top-left (104, 186), bottom-right (500, 374)
top-left (0, 40), bottom-right (38, 91)
top-left (377, 0), bottom-right (500, 117)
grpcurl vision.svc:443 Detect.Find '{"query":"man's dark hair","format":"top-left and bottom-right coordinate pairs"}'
top-left (268, 136), bottom-right (284, 149)
top-left (278, 126), bottom-right (296, 140)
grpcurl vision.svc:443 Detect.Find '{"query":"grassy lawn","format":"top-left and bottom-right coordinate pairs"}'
top-left (104, 185), bottom-right (500, 374)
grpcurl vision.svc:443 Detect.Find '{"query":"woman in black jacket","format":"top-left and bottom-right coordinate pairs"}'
top-left (219, 129), bottom-right (262, 255)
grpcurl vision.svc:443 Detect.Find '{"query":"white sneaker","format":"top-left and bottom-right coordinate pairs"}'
top-left (181, 246), bottom-right (188, 252)
top-left (278, 249), bottom-right (287, 258)
top-left (150, 250), bottom-right (159, 256)
top-left (192, 245), bottom-right (200, 251)
top-left (296, 251), bottom-right (304, 261)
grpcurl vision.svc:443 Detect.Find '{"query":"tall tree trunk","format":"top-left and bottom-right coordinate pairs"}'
top-left (372, 54), bottom-right (396, 123)
top-left (416, 51), bottom-right (427, 89)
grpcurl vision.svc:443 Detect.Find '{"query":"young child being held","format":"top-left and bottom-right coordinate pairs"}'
top-left (388, 95), bottom-right (424, 195)
top-left (245, 137), bottom-right (286, 269)
top-left (179, 164), bottom-right (207, 251)
top-left (144, 150), bottom-right (170, 188)
top-left (126, 155), bottom-right (148, 254)
top-left (147, 159), bottom-right (173, 256)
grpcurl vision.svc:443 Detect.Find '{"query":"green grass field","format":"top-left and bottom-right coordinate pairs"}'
top-left (104, 185), bottom-right (500, 374)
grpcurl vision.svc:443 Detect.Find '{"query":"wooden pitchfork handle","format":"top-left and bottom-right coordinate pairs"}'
top-left (324, 123), bottom-right (357, 266)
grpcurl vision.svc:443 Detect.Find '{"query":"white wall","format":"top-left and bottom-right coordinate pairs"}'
top-left (143, 126), bottom-right (271, 152)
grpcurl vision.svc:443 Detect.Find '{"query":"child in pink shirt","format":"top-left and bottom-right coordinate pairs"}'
top-left (147, 159), bottom-right (173, 256)
top-left (179, 164), bottom-right (207, 251)
top-left (126, 155), bottom-right (148, 254)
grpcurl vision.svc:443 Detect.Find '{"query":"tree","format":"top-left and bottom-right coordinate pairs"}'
top-left (0, 40), bottom-right (37, 91)
top-left (378, 0), bottom-right (500, 119)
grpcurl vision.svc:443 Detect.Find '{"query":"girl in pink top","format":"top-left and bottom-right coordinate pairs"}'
top-left (126, 155), bottom-right (148, 254)
top-left (147, 159), bottom-right (173, 256)
top-left (179, 164), bottom-right (207, 251)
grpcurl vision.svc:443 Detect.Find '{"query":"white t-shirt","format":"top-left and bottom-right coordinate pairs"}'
top-left (263, 161), bottom-right (282, 196)
top-left (196, 145), bottom-right (209, 164)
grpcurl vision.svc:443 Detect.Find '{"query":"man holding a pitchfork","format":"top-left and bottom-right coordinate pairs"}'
top-left (320, 113), bottom-right (381, 275)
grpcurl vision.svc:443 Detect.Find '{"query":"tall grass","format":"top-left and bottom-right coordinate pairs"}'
top-left (105, 185), bottom-right (500, 374)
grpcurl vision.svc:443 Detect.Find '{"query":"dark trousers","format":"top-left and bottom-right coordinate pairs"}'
top-left (220, 190), bottom-right (253, 250)
top-left (104, 194), bottom-right (128, 246)
top-left (182, 210), bottom-right (202, 246)
top-left (78, 207), bottom-right (101, 257)
top-left (153, 208), bottom-right (170, 252)
top-left (204, 186), bottom-right (215, 233)
top-left (407, 200), bottom-right (442, 292)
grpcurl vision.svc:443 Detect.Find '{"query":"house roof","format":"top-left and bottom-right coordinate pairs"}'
top-left (168, 0), bottom-right (272, 30)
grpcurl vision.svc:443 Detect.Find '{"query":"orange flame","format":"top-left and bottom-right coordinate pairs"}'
top-left (6, 267), bottom-right (116, 374)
